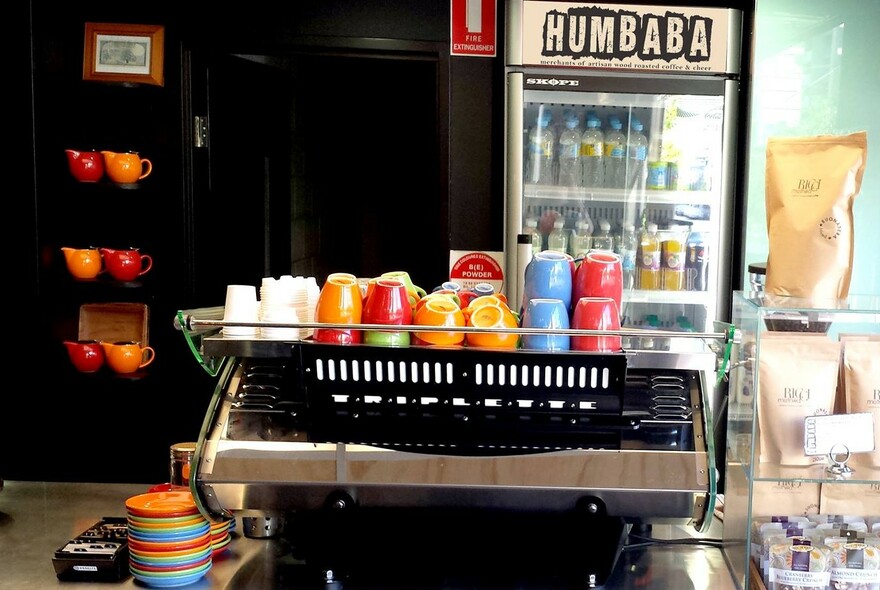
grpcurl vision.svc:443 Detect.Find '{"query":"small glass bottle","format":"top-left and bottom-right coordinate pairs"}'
top-left (571, 220), bottom-right (593, 259)
top-left (523, 217), bottom-right (543, 252)
top-left (591, 218), bottom-right (614, 251)
top-left (547, 218), bottom-right (569, 255)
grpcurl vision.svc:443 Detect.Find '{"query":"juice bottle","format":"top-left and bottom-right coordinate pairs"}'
top-left (661, 226), bottom-right (686, 291)
top-left (638, 222), bottom-right (661, 290)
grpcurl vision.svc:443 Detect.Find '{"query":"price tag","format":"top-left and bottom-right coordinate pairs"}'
top-left (803, 413), bottom-right (874, 456)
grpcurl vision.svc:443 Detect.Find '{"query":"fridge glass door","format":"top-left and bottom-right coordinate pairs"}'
top-left (520, 87), bottom-right (724, 340)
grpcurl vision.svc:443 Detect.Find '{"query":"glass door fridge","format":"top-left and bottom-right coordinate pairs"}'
top-left (504, 0), bottom-right (745, 338)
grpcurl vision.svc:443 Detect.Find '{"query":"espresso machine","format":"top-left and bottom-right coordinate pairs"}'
top-left (175, 309), bottom-right (732, 588)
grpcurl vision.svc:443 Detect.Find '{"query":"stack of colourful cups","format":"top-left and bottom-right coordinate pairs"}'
top-left (125, 491), bottom-right (212, 587)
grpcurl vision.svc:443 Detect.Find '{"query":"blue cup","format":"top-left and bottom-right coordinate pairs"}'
top-left (522, 250), bottom-right (573, 314)
top-left (521, 298), bottom-right (570, 351)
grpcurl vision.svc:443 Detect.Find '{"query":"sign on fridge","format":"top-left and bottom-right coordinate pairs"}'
top-left (449, 250), bottom-right (505, 292)
top-left (520, 1), bottom-right (733, 73)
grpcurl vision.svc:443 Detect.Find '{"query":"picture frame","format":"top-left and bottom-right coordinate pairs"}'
top-left (83, 22), bottom-right (165, 87)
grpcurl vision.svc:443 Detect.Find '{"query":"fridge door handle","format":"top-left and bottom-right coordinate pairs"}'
top-left (505, 71), bottom-right (525, 307)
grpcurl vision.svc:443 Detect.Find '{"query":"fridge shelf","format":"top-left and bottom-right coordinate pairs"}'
top-left (524, 184), bottom-right (715, 205)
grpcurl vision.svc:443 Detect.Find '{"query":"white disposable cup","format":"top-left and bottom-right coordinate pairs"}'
top-left (223, 284), bottom-right (259, 336)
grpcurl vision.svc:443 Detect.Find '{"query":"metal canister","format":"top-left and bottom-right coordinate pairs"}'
top-left (170, 442), bottom-right (196, 487)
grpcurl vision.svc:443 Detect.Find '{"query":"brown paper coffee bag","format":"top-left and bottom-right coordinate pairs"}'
top-left (765, 131), bottom-right (868, 299)
top-left (757, 333), bottom-right (841, 465)
top-left (843, 339), bottom-right (880, 469)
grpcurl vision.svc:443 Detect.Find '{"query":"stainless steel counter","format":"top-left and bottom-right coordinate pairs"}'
top-left (0, 481), bottom-right (740, 589)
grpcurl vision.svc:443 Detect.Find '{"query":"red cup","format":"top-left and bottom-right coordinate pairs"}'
top-left (362, 279), bottom-right (411, 324)
top-left (572, 251), bottom-right (623, 320)
top-left (571, 297), bottom-right (622, 352)
top-left (63, 339), bottom-right (105, 373)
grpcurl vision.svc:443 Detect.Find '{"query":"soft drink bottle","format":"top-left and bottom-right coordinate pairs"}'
top-left (603, 119), bottom-right (626, 189)
top-left (638, 222), bottom-right (661, 290)
top-left (627, 119), bottom-right (649, 192)
top-left (523, 217), bottom-right (543, 252)
top-left (526, 110), bottom-right (555, 185)
top-left (557, 115), bottom-right (582, 187)
top-left (580, 117), bottom-right (604, 188)
top-left (571, 220), bottom-right (593, 259)
top-left (618, 223), bottom-right (638, 290)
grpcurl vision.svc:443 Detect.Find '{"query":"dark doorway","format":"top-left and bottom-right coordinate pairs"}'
top-left (186, 47), bottom-right (449, 307)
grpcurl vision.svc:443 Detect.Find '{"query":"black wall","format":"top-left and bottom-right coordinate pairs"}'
top-left (7, 0), bottom-right (503, 484)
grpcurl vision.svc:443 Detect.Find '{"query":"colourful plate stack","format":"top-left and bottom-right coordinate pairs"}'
top-left (125, 491), bottom-right (212, 587)
top-left (209, 518), bottom-right (233, 556)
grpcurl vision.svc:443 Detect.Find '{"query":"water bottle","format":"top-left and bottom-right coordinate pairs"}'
top-left (547, 218), bottom-right (569, 255)
top-left (526, 110), bottom-right (555, 185)
top-left (571, 220), bottom-right (593, 259)
top-left (638, 222), bottom-right (661, 290)
top-left (557, 115), bottom-right (582, 187)
top-left (603, 119), bottom-right (626, 189)
top-left (580, 117), bottom-right (604, 189)
top-left (523, 217), bottom-right (543, 252)
top-left (591, 218), bottom-right (614, 251)
top-left (627, 119), bottom-right (648, 192)
top-left (618, 224), bottom-right (638, 290)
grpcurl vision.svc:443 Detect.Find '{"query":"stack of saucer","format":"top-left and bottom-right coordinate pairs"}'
top-left (209, 518), bottom-right (233, 556)
top-left (125, 491), bottom-right (212, 587)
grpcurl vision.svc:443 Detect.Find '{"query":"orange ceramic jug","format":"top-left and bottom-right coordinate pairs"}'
top-left (101, 341), bottom-right (156, 374)
top-left (61, 247), bottom-right (103, 280)
top-left (101, 151), bottom-right (153, 184)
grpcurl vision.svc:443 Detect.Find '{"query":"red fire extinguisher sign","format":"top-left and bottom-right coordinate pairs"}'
top-left (451, 0), bottom-right (497, 57)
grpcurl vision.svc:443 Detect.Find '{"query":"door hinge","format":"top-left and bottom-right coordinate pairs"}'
top-left (193, 116), bottom-right (209, 148)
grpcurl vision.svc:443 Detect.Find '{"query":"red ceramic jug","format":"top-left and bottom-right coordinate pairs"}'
top-left (100, 248), bottom-right (153, 282)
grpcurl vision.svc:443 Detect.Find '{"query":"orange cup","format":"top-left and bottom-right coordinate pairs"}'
top-left (413, 298), bottom-right (465, 346)
top-left (314, 274), bottom-right (363, 344)
top-left (466, 304), bottom-right (519, 349)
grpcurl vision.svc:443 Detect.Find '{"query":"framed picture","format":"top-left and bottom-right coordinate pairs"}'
top-left (83, 22), bottom-right (165, 86)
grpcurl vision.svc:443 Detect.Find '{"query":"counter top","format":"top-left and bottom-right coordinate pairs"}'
top-left (0, 481), bottom-right (740, 589)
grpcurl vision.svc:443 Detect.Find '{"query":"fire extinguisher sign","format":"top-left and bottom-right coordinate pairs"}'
top-left (451, 0), bottom-right (497, 57)
top-left (449, 250), bottom-right (505, 292)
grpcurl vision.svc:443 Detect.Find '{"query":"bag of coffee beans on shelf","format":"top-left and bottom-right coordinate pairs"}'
top-left (842, 339), bottom-right (880, 469)
top-left (757, 333), bottom-right (841, 466)
top-left (764, 131), bottom-right (868, 299)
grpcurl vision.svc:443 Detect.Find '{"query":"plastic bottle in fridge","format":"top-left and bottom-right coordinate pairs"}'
top-left (547, 217), bottom-right (569, 256)
top-left (526, 110), bottom-right (555, 185)
top-left (580, 117), bottom-right (604, 188)
top-left (591, 218), bottom-right (614, 251)
top-left (618, 223), bottom-right (638, 290)
top-left (571, 220), bottom-right (593, 259)
top-left (523, 217), bottom-right (543, 252)
top-left (638, 222), bottom-right (661, 290)
top-left (557, 115), bottom-right (582, 187)
top-left (661, 225), bottom-right (687, 291)
top-left (603, 119), bottom-right (626, 189)
top-left (627, 119), bottom-right (648, 192)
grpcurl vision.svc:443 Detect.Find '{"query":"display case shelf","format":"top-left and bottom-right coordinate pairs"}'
top-left (722, 291), bottom-right (880, 590)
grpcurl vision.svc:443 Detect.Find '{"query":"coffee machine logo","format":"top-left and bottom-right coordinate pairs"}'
top-left (540, 7), bottom-right (713, 64)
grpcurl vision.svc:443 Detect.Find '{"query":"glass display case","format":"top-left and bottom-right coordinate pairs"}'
top-left (723, 291), bottom-right (880, 589)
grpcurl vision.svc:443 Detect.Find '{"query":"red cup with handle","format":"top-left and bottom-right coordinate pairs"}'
top-left (571, 297), bottom-right (622, 352)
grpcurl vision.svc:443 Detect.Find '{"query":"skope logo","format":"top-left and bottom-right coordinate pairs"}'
top-left (525, 77), bottom-right (580, 87)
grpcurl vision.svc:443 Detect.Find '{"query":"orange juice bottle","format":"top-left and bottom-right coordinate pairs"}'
top-left (661, 227), bottom-right (686, 290)
top-left (638, 222), bottom-right (661, 290)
